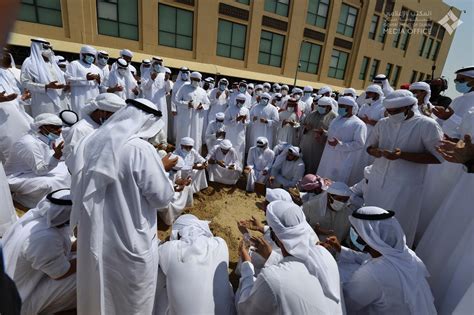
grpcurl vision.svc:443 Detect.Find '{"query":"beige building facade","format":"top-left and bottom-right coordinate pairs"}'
top-left (10, 0), bottom-right (460, 91)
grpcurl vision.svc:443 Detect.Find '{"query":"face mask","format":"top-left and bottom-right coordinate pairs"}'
top-left (118, 68), bottom-right (127, 76)
top-left (181, 73), bottom-right (189, 81)
top-left (388, 110), bottom-right (407, 123)
top-left (260, 98), bottom-right (269, 106)
top-left (183, 147), bottom-right (191, 153)
top-left (84, 55), bottom-right (95, 65)
top-left (304, 92), bottom-right (312, 97)
top-left (46, 132), bottom-right (60, 142)
top-left (330, 199), bottom-right (347, 211)
top-left (350, 227), bottom-right (366, 251)
top-left (317, 107), bottom-right (327, 115)
top-left (191, 80), bottom-right (200, 88)
top-left (287, 107), bottom-right (295, 113)
top-left (239, 87), bottom-right (247, 93)
top-left (153, 64), bottom-right (161, 73)
top-left (455, 81), bottom-right (471, 94)
top-left (281, 90), bottom-right (288, 96)
top-left (263, 87), bottom-right (270, 93)
top-left (98, 57), bottom-right (108, 66)
top-left (219, 84), bottom-right (227, 91)
top-left (365, 97), bottom-right (373, 105)
top-left (294, 94), bottom-right (301, 100)
top-left (236, 101), bottom-right (244, 107)
top-left (255, 90), bottom-right (262, 96)
top-left (338, 107), bottom-right (347, 116)
top-left (42, 49), bottom-right (53, 59)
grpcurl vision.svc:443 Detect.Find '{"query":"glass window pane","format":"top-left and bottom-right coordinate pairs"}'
top-left (270, 55), bottom-right (281, 67)
top-left (98, 2), bottom-right (117, 20)
top-left (307, 63), bottom-right (318, 74)
top-left (318, 3), bottom-right (328, 17)
top-left (347, 14), bottom-right (356, 27)
top-left (310, 44), bottom-right (321, 62)
top-left (316, 17), bottom-right (326, 28)
top-left (18, 4), bottom-right (36, 22)
top-left (159, 31), bottom-right (176, 47)
top-left (259, 52), bottom-right (270, 65)
top-left (300, 43), bottom-right (310, 62)
top-left (308, 0), bottom-right (317, 13)
top-left (38, 8), bottom-right (62, 26)
top-left (119, 24), bottom-right (138, 40)
top-left (118, 0), bottom-right (137, 25)
top-left (176, 35), bottom-right (192, 50)
top-left (336, 23), bottom-right (345, 34)
top-left (328, 68), bottom-right (336, 78)
top-left (217, 43), bottom-right (231, 57)
top-left (264, 0), bottom-right (276, 13)
top-left (177, 10), bottom-right (193, 36)
top-left (217, 20), bottom-right (231, 45)
top-left (37, 0), bottom-right (61, 9)
top-left (232, 24), bottom-right (246, 48)
top-left (159, 5), bottom-right (176, 33)
top-left (260, 38), bottom-right (271, 53)
top-left (276, 3), bottom-right (288, 16)
top-left (98, 19), bottom-right (118, 36)
top-left (231, 47), bottom-right (245, 60)
top-left (271, 34), bottom-right (284, 55)
top-left (22, 0), bottom-right (34, 4)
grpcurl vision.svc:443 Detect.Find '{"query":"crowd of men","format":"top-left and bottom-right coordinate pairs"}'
top-left (0, 38), bottom-right (473, 314)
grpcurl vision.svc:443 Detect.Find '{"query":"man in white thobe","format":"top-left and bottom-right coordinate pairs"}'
top-left (156, 215), bottom-right (235, 315)
top-left (410, 81), bottom-right (435, 117)
top-left (244, 137), bottom-right (275, 192)
top-left (107, 57), bottom-right (139, 100)
top-left (174, 137), bottom-right (208, 193)
top-left (174, 71), bottom-right (210, 153)
top-left (318, 86), bottom-right (338, 111)
top-left (317, 96), bottom-right (367, 185)
top-left (301, 85), bottom-right (314, 116)
top-left (224, 93), bottom-right (249, 162)
top-left (95, 50), bottom-right (110, 93)
top-left (4, 113), bottom-right (70, 208)
top-left (206, 139), bottom-right (241, 185)
top-left (171, 66), bottom-right (191, 143)
top-left (2, 189), bottom-right (76, 314)
top-left (63, 93), bottom-right (125, 168)
top-left (71, 98), bottom-right (175, 315)
top-left (207, 78), bottom-right (229, 127)
top-left (205, 112), bottom-right (226, 150)
top-left (66, 45), bottom-right (101, 117)
top-left (364, 90), bottom-right (443, 246)
top-left (236, 201), bottom-right (343, 314)
top-left (269, 145), bottom-right (305, 189)
top-left (349, 165), bottom-right (372, 208)
top-left (358, 84), bottom-right (385, 137)
top-left (373, 73), bottom-right (394, 96)
top-left (0, 161), bottom-right (16, 236)
top-left (110, 48), bottom-right (137, 75)
top-left (21, 38), bottom-right (68, 117)
top-left (248, 92), bottom-right (279, 149)
top-left (321, 206), bottom-right (436, 314)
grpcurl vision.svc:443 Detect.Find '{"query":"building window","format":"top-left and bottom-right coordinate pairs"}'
top-left (236, 0), bottom-right (250, 4)
top-left (158, 4), bottom-right (193, 51)
top-left (369, 59), bottom-right (380, 80)
top-left (328, 49), bottom-right (348, 80)
top-left (385, 63), bottom-right (393, 80)
top-left (306, 0), bottom-right (330, 29)
top-left (420, 20), bottom-right (443, 61)
top-left (399, 29), bottom-right (410, 51)
top-left (422, 37), bottom-right (434, 58)
top-left (418, 72), bottom-right (425, 81)
top-left (392, 26), bottom-right (402, 47)
top-left (18, 0), bottom-right (62, 27)
top-left (264, 0), bottom-right (289, 17)
top-left (258, 30), bottom-right (285, 67)
top-left (217, 19), bottom-right (247, 60)
top-left (359, 56), bottom-right (370, 80)
top-left (391, 65), bottom-right (401, 87)
top-left (299, 42), bottom-right (322, 74)
top-left (429, 40), bottom-right (440, 61)
top-left (337, 3), bottom-right (358, 38)
top-left (368, 15), bottom-right (379, 39)
top-left (97, 0), bottom-right (138, 40)
top-left (377, 18), bottom-right (388, 43)
top-left (410, 70), bottom-right (418, 83)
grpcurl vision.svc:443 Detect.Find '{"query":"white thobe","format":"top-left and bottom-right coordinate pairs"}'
top-left (302, 191), bottom-right (328, 224)
top-left (301, 95), bottom-right (314, 116)
top-left (205, 120), bottom-right (226, 150)
top-left (3, 134), bottom-right (71, 208)
top-left (236, 257), bottom-right (331, 315)
top-left (349, 178), bottom-right (367, 209)
top-left (96, 63), bottom-right (110, 93)
top-left (270, 157), bottom-right (305, 189)
top-left (207, 88), bottom-right (229, 128)
top-left (307, 204), bottom-right (353, 242)
top-left (76, 138), bottom-right (174, 315)
top-left (2, 216), bottom-right (75, 315)
top-left (107, 69), bottom-right (138, 100)
top-left (206, 146), bottom-right (241, 185)
top-left (142, 73), bottom-right (173, 139)
top-left (63, 115), bottom-right (99, 169)
top-left (277, 110), bottom-right (300, 145)
top-left (224, 105), bottom-right (250, 162)
top-left (21, 59), bottom-right (68, 117)
top-left (248, 104), bottom-right (279, 149)
top-left (0, 163), bottom-right (16, 236)
top-left (66, 60), bottom-right (101, 117)
top-left (174, 148), bottom-right (208, 193)
top-left (156, 237), bottom-right (235, 315)
top-left (317, 116), bottom-right (367, 185)
top-left (245, 146), bottom-right (274, 191)
top-left (175, 85), bottom-right (210, 153)
top-left (364, 115), bottom-right (443, 246)
top-left (158, 170), bottom-right (193, 226)
top-left (441, 91), bottom-right (474, 139)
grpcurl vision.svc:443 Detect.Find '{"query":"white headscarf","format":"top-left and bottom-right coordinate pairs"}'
top-left (383, 90), bottom-right (418, 109)
top-left (180, 137), bottom-right (195, 147)
top-left (81, 93), bottom-right (126, 116)
top-left (350, 207), bottom-right (435, 314)
top-left (30, 113), bottom-right (62, 131)
top-left (409, 81), bottom-right (431, 105)
top-left (265, 188), bottom-right (292, 203)
top-left (266, 201), bottom-right (340, 303)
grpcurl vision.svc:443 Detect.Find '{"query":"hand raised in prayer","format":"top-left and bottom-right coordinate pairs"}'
top-left (382, 148), bottom-right (402, 160)
top-left (237, 220), bottom-right (250, 235)
top-left (250, 236), bottom-right (273, 260)
top-left (261, 169), bottom-right (268, 176)
top-left (109, 84), bottom-right (123, 93)
top-left (436, 134), bottom-right (474, 164)
top-left (52, 141), bottom-right (64, 160)
top-left (197, 103), bottom-right (204, 110)
top-left (174, 184), bottom-right (185, 192)
top-left (0, 91), bottom-right (18, 102)
top-left (314, 223), bottom-right (335, 236)
top-left (367, 146), bottom-right (383, 158)
top-left (362, 115), bottom-right (377, 126)
top-left (327, 138), bottom-right (340, 147)
top-left (188, 100), bottom-right (194, 108)
top-left (260, 117), bottom-right (268, 124)
top-left (193, 163), bottom-right (206, 170)
top-left (432, 106), bottom-right (453, 120)
top-left (217, 160), bottom-right (226, 168)
top-left (268, 176), bottom-right (275, 185)
top-left (208, 158), bottom-right (216, 165)
top-left (239, 240), bottom-right (251, 262)
top-left (243, 166), bottom-right (251, 174)
top-left (150, 72), bottom-right (158, 80)
top-left (63, 83), bottom-right (71, 92)
top-left (320, 235), bottom-right (341, 253)
top-left (253, 116), bottom-right (258, 122)
top-left (228, 164), bottom-right (235, 170)
top-left (132, 86), bottom-right (140, 96)
top-left (45, 81), bottom-right (65, 90)
top-left (21, 89), bottom-right (31, 101)
top-left (162, 153), bottom-right (179, 172)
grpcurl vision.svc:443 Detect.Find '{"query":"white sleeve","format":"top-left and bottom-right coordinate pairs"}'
top-left (66, 63), bottom-right (92, 87)
top-left (25, 234), bottom-right (71, 279)
top-left (343, 264), bottom-right (382, 312)
top-left (334, 123), bottom-right (367, 152)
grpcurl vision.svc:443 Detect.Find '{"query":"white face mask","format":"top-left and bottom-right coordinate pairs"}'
top-left (255, 90), bottom-right (262, 96)
top-left (365, 97), bottom-right (373, 105)
top-left (118, 68), bottom-right (127, 76)
top-left (294, 94), bottom-right (301, 100)
top-left (260, 98), bottom-right (269, 106)
top-left (330, 199), bottom-right (347, 211)
top-left (191, 80), bottom-right (200, 88)
top-left (42, 49), bottom-right (53, 59)
top-left (281, 90), bottom-right (288, 96)
top-left (388, 111), bottom-right (407, 123)
top-left (181, 73), bottom-right (189, 81)
top-left (98, 57), bottom-right (108, 66)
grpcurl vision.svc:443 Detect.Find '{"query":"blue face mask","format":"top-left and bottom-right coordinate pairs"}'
top-left (455, 81), bottom-right (471, 94)
top-left (84, 55), bottom-right (94, 65)
top-left (239, 87), bottom-right (247, 93)
top-left (350, 227), bottom-right (366, 252)
top-left (338, 107), bottom-right (348, 117)
top-left (46, 132), bottom-right (60, 142)
top-left (219, 84), bottom-right (227, 91)
top-left (317, 106), bottom-right (327, 115)
top-left (153, 64), bottom-right (161, 73)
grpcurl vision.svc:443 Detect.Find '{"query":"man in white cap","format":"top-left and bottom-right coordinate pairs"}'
top-left (318, 86), bottom-right (338, 110)
top-left (410, 81), bottom-right (434, 117)
top-left (170, 66), bottom-right (191, 142)
top-left (63, 93), bottom-right (126, 167)
top-left (224, 93), bottom-right (250, 162)
top-left (271, 83), bottom-right (281, 97)
top-left (205, 112), bottom-right (226, 150)
top-left (95, 50), bottom-right (110, 93)
top-left (342, 88), bottom-right (357, 99)
top-left (156, 214), bottom-right (235, 314)
top-left (111, 48), bottom-right (136, 75)
top-left (4, 113), bottom-right (70, 208)
top-left (66, 45), bottom-right (101, 117)
top-left (202, 77), bottom-right (213, 94)
top-left (321, 206), bottom-right (436, 314)
top-left (277, 97), bottom-right (302, 145)
top-left (262, 82), bottom-right (271, 94)
top-left (107, 57), bottom-right (139, 100)
top-left (269, 145), bottom-right (305, 189)
top-left (249, 92), bottom-right (279, 149)
top-left (174, 136), bottom-right (208, 193)
top-left (207, 78), bottom-right (229, 126)
top-left (2, 189), bottom-right (77, 314)
top-left (236, 200), bottom-right (343, 314)
top-left (244, 137), bottom-right (275, 192)
top-left (206, 139), bottom-right (241, 185)
top-left (251, 84), bottom-right (263, 107)
top-left (71, 98), bottom-right (175, 315)
top-left (358, 84), bottom-right (385, 136)
top-left (373, 73), bottom-right (394, 96)
top-left (364, 89), bottom-right (443, 246)
top-left (317, 96), bottom-right (367, 185)
top-left (21, 38), bottom-right (69, 117)
top-left (175, 71), bottom-right (209, 153)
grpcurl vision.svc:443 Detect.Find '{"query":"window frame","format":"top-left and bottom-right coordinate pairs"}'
top-left (368, 14), bottom-right (379, 40)
top-left (216, 19), bottom-right (247, 60)
top-left (18, 0), bottom-right (63, 27)
top-left (385, 63), bottom-right (393, 80)
top-left (359, 56), bottom-right (370, 80)
top-left (369, 59), bottom-right (380, 81)
top-left (158, 4), bottom-right (194, 51)
top-left (306, 0), bottom-right (330, 29)
top-left (97, 0), bottom-right (139, 40)
top-left (391, 65), bottom-right (401, 87)
top-left (258, 30), bottom-right (285, 68)
top-left (264, 0), bottom-right (290, 17)
top-left (299, 41), bottom-right (322, 74)
top-left (328, 49), bottom-right (349, 80)
top-left (336, 3), bottom-right (358, 38)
